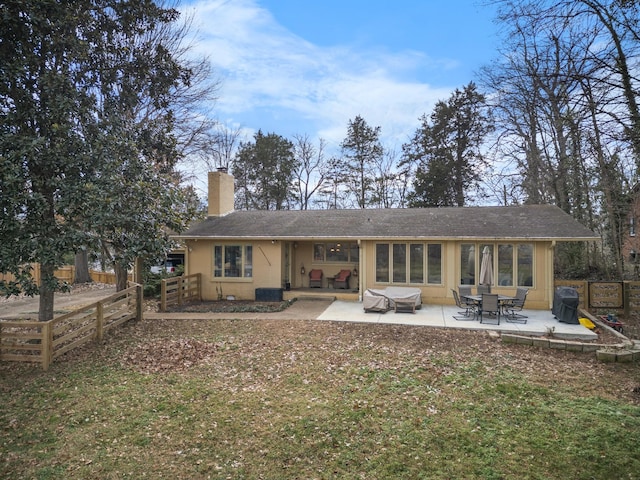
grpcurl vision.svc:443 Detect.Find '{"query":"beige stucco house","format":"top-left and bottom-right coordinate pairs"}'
top-left (175, 171), bottom-right (599, 309)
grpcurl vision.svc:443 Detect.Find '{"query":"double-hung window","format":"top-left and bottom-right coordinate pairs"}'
top-left (313, 242), bottom-right (359, 263)
top-left (214, 244), bottom-right (253, 278)
top-left (460, 243), bottom-right (533, 287)
top-left (375, 242), bottom-right (442, 285)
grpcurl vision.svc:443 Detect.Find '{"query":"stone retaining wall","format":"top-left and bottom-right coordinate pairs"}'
top-left (501, 333), bottom-right (640, 362)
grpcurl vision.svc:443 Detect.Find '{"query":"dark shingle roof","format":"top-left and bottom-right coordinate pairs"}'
top-left (177, 205), bottom-right (598, 241)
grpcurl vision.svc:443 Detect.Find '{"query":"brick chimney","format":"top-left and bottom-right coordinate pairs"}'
top-left (208, 169), bottom-right (234, 217)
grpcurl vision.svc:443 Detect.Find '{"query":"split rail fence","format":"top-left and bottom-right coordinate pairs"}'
top-left (160, 273), bottom-right (202, 311)
top-left (0, 283), bottom-right (142, 370)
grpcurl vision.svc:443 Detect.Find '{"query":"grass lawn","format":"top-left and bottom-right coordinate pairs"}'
top-left (1, 317), bottom-right (639, 479)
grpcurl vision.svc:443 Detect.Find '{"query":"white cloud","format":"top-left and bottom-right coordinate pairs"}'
top-left (181, 0), bottom-right (457, 150)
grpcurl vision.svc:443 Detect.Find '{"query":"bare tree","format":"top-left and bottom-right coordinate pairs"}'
top-left (199, 122), bottom-right (244, 172)
top-left (574, 0), bottom-right (640, 167)
top-left (371, 148), bottom-right (403, 208)
top-left (484, 0), bottom-right (640, 277)
top-left (316, 157), bottom-right (352, 209)
top-left (145, 4), bottom-right (220, 160)
top-left (292, 134), bottom-right (329, 210)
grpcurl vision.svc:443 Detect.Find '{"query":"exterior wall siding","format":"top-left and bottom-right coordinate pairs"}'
top-left (184, 237), bottom-right (558, 309)
top-left (185, 239), bottom-right (283, 301)
top-left (359, 239), bottom-right (554, 310)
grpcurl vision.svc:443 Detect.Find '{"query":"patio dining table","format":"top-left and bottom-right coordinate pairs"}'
top-left (462, 294), bottom-right (517, 319)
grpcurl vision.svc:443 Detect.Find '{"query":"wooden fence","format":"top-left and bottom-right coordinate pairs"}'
top-left (0, 283), bottom-right (142, 370)
top-left (160, 274), bottom-right (202, 311)
top-left (555, 279), bottom-right (640, 316)
top-left (89, 270), bottom-right (130, 284)
top-left (0, 265), bottom-right (132, 286)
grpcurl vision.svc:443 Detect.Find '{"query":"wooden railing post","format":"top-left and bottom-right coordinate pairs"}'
top-left (136, 284), bottom-right (143, 321)
top-left (624, 281), bottom-right (628, 317)
top-left (178, 277), bottom-right (183, 306)
top-left (160, 279), bottom-right (167, 312)
top-left (96, 302), bottom-right (104, 341)
top-left (41, 321), bottom-right (52, 371)
top-left (197, 273), bottom-right (202, 301)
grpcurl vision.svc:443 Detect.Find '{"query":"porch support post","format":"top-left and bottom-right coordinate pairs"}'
top-left (548, 241), bottom-right (556, 309)
top-left (357, 239), bottom-right (363, 301)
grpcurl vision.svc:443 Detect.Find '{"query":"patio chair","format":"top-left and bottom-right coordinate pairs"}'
top-left (459, 285), bottom-right (472, 298)
top-left (452, 289), bottom-right (476, 321)
top-left (333, 269), bottom-right (351, 289)
top-left (458, 285), bottom-right (476, 313)
top-left (480, 293), bottom-right (500, 325)
top-left (309, 269), bottom-right (323, 288)
top-left (477, 284), bottom-right (491, 295)
top-left (504, 287), bottom-right (528, 323)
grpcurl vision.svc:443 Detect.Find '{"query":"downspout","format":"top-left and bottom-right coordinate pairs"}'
top-left (549, 240), bottom-right (556, 309)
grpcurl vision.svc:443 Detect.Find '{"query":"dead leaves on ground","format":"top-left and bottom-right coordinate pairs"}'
top-left (122, 338), bottom-right (223, 374)
top-left (106, 318), bottom-right (640, 405)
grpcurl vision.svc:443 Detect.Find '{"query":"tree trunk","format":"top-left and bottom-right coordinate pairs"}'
top-left (38, 262), bottom-right (55, 322)
top-left (74, 250), bottom-right (92, 284)
top-left (114, 262), bottom-right (128, 292)
top-left (134, 257), bottom-right (144, 285)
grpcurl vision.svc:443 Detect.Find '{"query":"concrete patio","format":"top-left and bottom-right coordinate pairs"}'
top-left (10, 284), bottom-right (595, 342)
top-left (316, 300), bottom-right (598, 341)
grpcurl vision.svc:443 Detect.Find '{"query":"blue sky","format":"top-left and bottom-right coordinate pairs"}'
top-left (181, 0), bottom-right (500, 155)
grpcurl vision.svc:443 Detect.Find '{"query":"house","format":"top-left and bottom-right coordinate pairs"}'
top-left (622, 182), bottom-right (640, 275)
top-left (175, 171), bottom-right (599, 309)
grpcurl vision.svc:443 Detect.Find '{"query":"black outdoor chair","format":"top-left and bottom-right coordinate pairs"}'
top-left (452, 289), bottom-right (476, 321)
top-left (504, 287), bottom-right (528, 323)
top-left (480, 293), bottom-right (500, 325)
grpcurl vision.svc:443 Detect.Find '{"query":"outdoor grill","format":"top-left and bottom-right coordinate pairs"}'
top-left (552, 286), bottom-right (580, 324)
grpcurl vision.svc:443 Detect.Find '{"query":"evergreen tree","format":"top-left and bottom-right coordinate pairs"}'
top-left (404, 83), bottom-right (492, 207)
top-left (232, 131), bottom-right (298, 210)
top-left (1, 0), bottom-right (97, 319)
top-left (339, 115), bottom-right (384, 208)
top-left (0, 0), bottom-right (202, 318)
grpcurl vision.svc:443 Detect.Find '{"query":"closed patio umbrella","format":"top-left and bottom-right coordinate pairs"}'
top-left (479, 246), bottom-right (493, 286)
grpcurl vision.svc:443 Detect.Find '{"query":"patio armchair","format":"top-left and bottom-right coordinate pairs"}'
top-left (459, 285), bottom-right (472, 296)
top-left (480, 293), bottom-right (501, 325)
top-left (309, 269), bottom-right (323, 288)
top-left (458, 285), bottom-right (476, 313)
top-left (503, 287), bottom-right (528, 323)
top-left (477, 284), bottom-right (491, 295)
top-left (452, 289), bottom-right (476, 321)
top-left (333, 269), bottom-right (351, 289)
